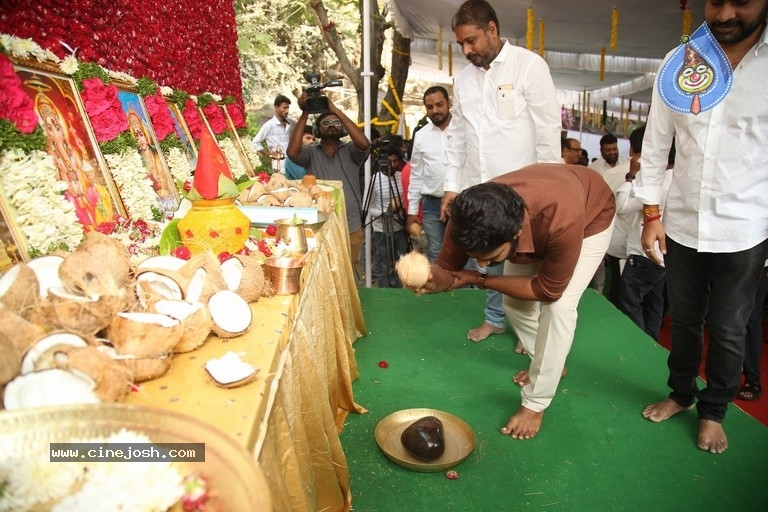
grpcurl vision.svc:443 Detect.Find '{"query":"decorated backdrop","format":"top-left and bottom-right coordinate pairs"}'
top-left (0, 0), bottom-right (243, 105)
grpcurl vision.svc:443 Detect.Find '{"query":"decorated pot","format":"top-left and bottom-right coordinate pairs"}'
top-left (177, 198), bottom-right (250, 255)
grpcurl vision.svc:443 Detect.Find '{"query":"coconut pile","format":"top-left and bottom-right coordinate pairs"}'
top-left (0, 231), bottom-right (274, 410)
top-left (238, 172), bottom-right (333, 211)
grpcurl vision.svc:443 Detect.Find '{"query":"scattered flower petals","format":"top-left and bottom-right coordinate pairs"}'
top-left (445, 470), bottom-right (459, 480)
top-left (378, 360), bottom-right (389, 368)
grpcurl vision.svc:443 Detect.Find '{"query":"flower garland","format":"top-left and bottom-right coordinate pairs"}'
top-left (103, 151), bottom-right (160, 221)
top-left (0, 52), bottom-right (39, 135)
top-left (610, 7), bottom-right (619, 51)
top-left (0, 148), bottom-right (83, 254)
top-left (218, 137), bottom-right (248, 180)
top-left (526, 7), bottom-right (535, 51)
top-left (96, 216), bottom-right (162, 264)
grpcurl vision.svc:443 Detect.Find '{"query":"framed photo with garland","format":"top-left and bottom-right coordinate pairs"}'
top-left (114, 84), bottom-right (180, 213)
top-left (165, 99), bottom-right (198, 170)
top-left (0, 184), bottom-right (28, 272)
top-left (197, 102), bottom-right (254, 180)
top-left (10, 61), bottom-right (127, 231)
top-left (220, 103), bottom-right (255, 178)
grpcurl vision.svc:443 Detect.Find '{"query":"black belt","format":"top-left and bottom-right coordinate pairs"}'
top-left (423, 195), bottom-right (443, 200)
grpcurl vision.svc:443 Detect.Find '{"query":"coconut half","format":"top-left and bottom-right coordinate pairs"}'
top-left (208, 289), bottom-right (252, 338)
top-left (135, 255), bottom-right (187, 273)
top-left (21, 332), bottom-right (89, 374)
top-left (3, 368), bottom-right (100, 410)
top-left (135, 270), bottom-right (184, 309)
top-left (221, 255), bottom-right (267, 303)
top-left (0, 262), bottom-right (40, 317)
top-left (109, 312), bottom-right (183, 358)
top-left (153, 299), bottom-right (214, 353)
top-left (26, 254), bottom-right (64, 298)
top-left (35, 287), bottom-right (123, 336)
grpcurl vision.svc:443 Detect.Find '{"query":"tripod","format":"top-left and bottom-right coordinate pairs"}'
top-left (361, 158), bottom-right (412, 287)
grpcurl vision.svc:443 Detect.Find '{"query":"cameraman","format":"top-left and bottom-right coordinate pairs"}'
top-left (287, 92), bottom-right (370, 268)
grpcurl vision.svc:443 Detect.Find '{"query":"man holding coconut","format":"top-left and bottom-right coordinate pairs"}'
top-left (403, 163), bottom-right (615, 439)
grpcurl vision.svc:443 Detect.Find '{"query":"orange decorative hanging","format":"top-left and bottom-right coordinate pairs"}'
top-left (600, 46), bottom-right (606, 81)
top-left (610, 7), bottom-right (619, 51)
top-left (538, 19), bottom-right (545, 56)
top-left (682, 7), bottom-right (692, 36)
top-left (526, 7), bottom-right (535, 51)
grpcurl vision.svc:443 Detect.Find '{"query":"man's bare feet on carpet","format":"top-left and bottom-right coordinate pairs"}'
top-left (500, 406), bottom-right (543, 439)
top-left (698, 419), bottom-right (728, 454)
top-left (515, 341), bottom-right (526, 354)
top-left (511, 366), bottom-right (567, 387)
top-left (641, 398), bottom-right (694, 422)
top-left (467, 322), bottom-right (506, 342)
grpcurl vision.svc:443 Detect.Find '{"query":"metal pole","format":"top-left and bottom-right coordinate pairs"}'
top-left (363, 0), bottom-right (372, 287)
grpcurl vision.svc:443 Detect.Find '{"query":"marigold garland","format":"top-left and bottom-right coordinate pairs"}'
top-left (526, 7), bottom-right (535, 51)
top-left (682, 7), bottom-right (692, 36)
top-left (538, 19), bottom-right (545, 56)
top-left (610, 7), bottom-right (619, 51)
top-left (600, 46), bottom-right (606, 81)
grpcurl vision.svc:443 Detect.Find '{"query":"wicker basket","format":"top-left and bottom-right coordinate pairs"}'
top-left (177, 198), bottom-right (250, 255)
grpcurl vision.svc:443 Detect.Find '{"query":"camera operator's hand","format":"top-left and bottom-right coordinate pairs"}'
top-left (297, 92), bottom-right (311, 112)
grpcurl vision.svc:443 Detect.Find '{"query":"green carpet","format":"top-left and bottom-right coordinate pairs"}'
top-left (341, 288), bottom-right (768, 512)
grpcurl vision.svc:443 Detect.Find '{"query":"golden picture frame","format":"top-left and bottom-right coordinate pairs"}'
top-left (11, 60), bottom-right (127, 231)
top-left (0, 185), bottom-right (28, 272)
top-left (165, 99), bottom-right (198, 170)
top-left (114, 83), bottom-right (181, 213)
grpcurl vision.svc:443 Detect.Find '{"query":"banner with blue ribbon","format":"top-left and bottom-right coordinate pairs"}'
top-left (657, 22), bottom-right (733, 115)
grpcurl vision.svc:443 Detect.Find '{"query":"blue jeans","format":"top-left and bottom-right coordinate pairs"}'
top-left (372, 230), bottom-right (410, 288)
top-left (744, 266), bottom-right (768, 384)
top-left (469, 259), bottom-right (506, 329)
top-left (619, 254), bottom-right (666, 340)
top-left (664, 236), bottom-right (768, 422)
top-left (421, 196), bottom-right (446, 263)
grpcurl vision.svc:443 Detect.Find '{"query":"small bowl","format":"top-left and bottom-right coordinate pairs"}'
top-left (263, 257), bottom-right (306, 295)
top-left (304, 212), bottom-right (329, 233)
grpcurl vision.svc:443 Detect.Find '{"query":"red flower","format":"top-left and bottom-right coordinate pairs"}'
top-left (171, 246), bottom-right (191, 260)
top-left (265, 225), bottom-right (277, 236)
top-left (257, 172), bottom-right (270, 185)
top-left (225, 103), bottom-right (246, 129)
top-left (81, 77), bottom-right (128, 143)
top-left (145, 91), bottom-right (176, 141)
top-left (182, 99), bottom-right (203, 140)
top-left (0, 54), bottom-right (38, 134)
top-left (96, 221), bottom-right (117, 234)
top-left (445, 470), bottom-right (459, 480)
top-left (202, 103), bottom-right (227, 135)
top-left (217, 251), bottom-right (231, 263)
top-left (378, 360), bottom-right (389, 368)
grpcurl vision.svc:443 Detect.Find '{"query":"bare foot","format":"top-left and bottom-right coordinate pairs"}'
top-left (500, 406), bottom-right (544, 439)
top-left (641, 398), bottom-right (694, 423)
top-left (698, 419), bottom-right (728, 453)
top-left (467, 322), bottom-right (506, 342)
top-left (511, 366), bottom-right (567, 388)
top-left (515, 341), bottom-right (527, 354)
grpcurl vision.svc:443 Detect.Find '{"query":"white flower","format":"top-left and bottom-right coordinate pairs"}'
top-left (218, 137), bottom-right (248, 180)
top-left (164, 147), bottom-right (193, 184)
top-left (103, 151), bottom-right (161, 220)
top-left (107, 70), bottom-right (137, 84)
top-left (59, 55), bottom-right (79, 75)
top-left (160, 86), bottom-right (174, 96)
top-left (0, 34), bottom-right (60, 64)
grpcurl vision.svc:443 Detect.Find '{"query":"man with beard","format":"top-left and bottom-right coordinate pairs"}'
top-left (440, 0), bottom-right (562, 343)
top-left (637, 0), bottom-right (768, 453)
top-left (407, 164), bottom-right (615, 439)
top-left (406, 85), bottom-right (453, 262)
top-left (287, 95), bottom-right (370, 267)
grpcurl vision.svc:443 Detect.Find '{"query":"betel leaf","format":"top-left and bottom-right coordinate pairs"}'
top-left (158, 218), bottom-right (182, 255)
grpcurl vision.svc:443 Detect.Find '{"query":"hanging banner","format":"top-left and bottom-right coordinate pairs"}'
top-left (657, 22), bottom-right (732, 115)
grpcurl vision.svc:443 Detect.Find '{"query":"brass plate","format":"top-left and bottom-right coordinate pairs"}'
top-left (374, 408), bottom-right (476, 472)
top-left (0, 403), bottom-right (271, 511)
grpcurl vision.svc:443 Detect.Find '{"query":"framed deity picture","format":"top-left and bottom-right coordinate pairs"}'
top-left (221, 103), bottom-right (255, 177)
top-left (12, 62), bottom-right (126, 231)
top-left (0, 191), bottom-right (28, 272)
top-left (115, 86), bottom-right (180, 213)
top-left (198, 103), bottom-right (254, 179)
top-left (165, 99), bottom-right (198, 170)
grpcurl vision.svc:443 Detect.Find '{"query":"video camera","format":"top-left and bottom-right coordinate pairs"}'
top-left (303, 73), bottom-right (343, 114)
top-left (372, 138), bottom-right (393, 170)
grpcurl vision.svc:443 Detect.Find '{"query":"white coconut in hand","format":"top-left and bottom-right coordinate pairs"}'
top-left (396, 251), bottom-right (431, 290)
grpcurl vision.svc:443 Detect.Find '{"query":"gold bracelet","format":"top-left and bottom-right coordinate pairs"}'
top-left (643, 206), bottom-right (660, 218)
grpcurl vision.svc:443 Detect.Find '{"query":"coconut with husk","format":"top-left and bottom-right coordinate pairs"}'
top-left (108, 312), bottom-right (183, 358)
top-left (220, 254), bottom-right (268, 303)
top-left (269, 187), bottom-right (293, 203)
top-left (134, 267), bottom-right (186, 310)
top-left (314, 195), bottom-right (334, 213)
top-left (238, 181), bottom-right (269, 204)
top-left (208, 289), bottom-right (252, 338)
top-left (32, 286), bottom-right (125, 337)
top-left (0, 307), bottom-right (46, 385)
top-left (180, 252), bottom-right (227, 304)
top-left (284, 191), bottom-right (313, 208)
top-left (153, 299), bottom-right (214, 353)
top-left (254, 193), bottom-right (281, 206)
top-left (59, 231), bottom-right (132, 297)
top-left (26, 254), bottom-right (64, 298)
top-left (267, 172), bottom-right (289, 192)
top-left (0, 262), bottom-right (40, 318)
top-left (118, 356), bottom-right (172, 382)
top-left (26, 342), bottom-right (133, 402)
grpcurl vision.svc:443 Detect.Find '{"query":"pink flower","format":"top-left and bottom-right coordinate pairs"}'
top-left (182, 99), bottom-right (203, 140)
top-left (226, 103), bottom-right (246, 129)
top-left (203, 103), bottom-right (227, 135)
top-left (0, 54), bottom-right (39, 134)
top-left (81, 78), bottom-right (128, 142)
top-left (145, 92), bottom-right (176, 141)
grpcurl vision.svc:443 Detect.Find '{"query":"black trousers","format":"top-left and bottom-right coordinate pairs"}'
top-left (664, 237), bottom-right (768, 422)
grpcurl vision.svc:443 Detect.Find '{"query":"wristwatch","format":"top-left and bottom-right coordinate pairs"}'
top-left (625, 172), bottom-right (636, 181)
top-left (477, 269), bottom-right (488, 290)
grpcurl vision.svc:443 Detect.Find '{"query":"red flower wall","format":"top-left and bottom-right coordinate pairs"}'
top-left (0, 0), bottom-right (244, 106)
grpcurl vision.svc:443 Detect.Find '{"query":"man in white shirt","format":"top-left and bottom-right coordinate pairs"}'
top-left (440, 0), bottom-right (561, 343)
top-left (252, 94), bottom-right (292, 173)
top-left (636, 0), bottom-right (768, 454)
top-left (406, 85), bottom-right (453, 262)
top-left (561, 138), bottom-right (582, 165)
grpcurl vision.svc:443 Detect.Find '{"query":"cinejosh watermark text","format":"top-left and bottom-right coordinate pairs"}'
top-left (50, 443), bottom-right (205, 462)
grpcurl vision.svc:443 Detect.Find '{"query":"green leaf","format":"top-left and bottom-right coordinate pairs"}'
top-left (158, 219), bottom-right (182, 255)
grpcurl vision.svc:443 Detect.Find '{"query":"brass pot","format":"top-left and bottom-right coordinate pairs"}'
top-left (274, 217), bottom-right (308, 255)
